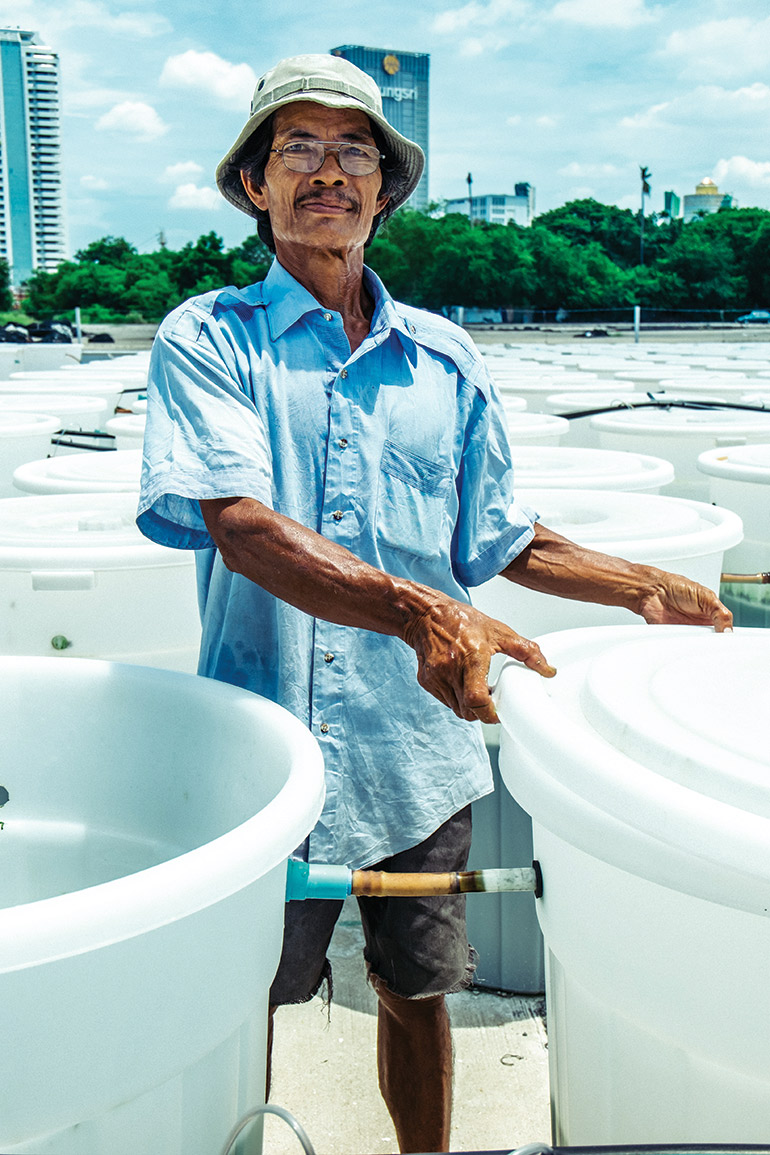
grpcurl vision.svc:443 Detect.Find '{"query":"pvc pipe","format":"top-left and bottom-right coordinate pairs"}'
top-left (721, 572), bottom-right (770, 584)
top-left (284, 859), bottom-right (542, 901)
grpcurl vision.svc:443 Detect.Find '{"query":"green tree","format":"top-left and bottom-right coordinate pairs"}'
top-left (0, 257), bottom-right (15, 312)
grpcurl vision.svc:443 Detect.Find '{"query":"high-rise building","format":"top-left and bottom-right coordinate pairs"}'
top-left (443, 183), bottom-right (535, 227)
top-left (0, 28), bottom-right (66, 287)
top-left (330, 46), bottom-right (429, 212)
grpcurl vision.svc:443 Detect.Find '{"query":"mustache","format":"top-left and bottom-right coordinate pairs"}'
top-left (295, 190), bottom-right (360, 212)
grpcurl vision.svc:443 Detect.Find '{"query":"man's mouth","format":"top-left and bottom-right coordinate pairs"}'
top-left (297, 194), bottom-right (358, 214)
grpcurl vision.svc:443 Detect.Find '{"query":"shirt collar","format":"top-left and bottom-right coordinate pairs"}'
top-left (262, 257), bottom-right (417, 348)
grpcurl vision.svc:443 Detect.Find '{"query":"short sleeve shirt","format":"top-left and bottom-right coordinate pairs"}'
top-left (137, 259), bottom-right (537, 869)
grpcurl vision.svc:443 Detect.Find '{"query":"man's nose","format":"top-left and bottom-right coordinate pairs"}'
top-left (311, 150), bottom-right (348, 184)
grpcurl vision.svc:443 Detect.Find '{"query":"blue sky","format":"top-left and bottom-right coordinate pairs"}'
top-left (3, 0), bottom-right (770, 255)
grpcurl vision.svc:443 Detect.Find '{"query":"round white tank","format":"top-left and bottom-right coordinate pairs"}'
top-left (0, 492), bottom-right (200, 671)
top-left (105, 413), bottom-right (146, 450)
top-left (697, 442), bottom-right (770, 626)
top-left (0, 413), bottom-right (61, 498)
top-left (0, 392), bottom-right (109, 429)
top-left (0, 656), bottom-right (325, 1154)
top-left (1, 375), bottom-right (124, 414)
top-left (592, 407), bottom-right (770, 499)
top-left (495, 624), bottom-right (770, 1144)
top-left (509, 445), bottom-right (674, 492)
top-left (506, 412), bottom-right (569, 446)
top-left (467, 491), bottom-right (741, 993)
top-left (544, 391), bottom-right (642, 448)
top-left (13, 448), bottom-right (141, 495)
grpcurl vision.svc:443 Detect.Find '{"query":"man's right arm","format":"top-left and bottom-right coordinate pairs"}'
top-left (200, 496), bottom-right (556, 724)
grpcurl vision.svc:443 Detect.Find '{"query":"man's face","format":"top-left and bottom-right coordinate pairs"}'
top-left (241, 101), bottom-right (390, 257)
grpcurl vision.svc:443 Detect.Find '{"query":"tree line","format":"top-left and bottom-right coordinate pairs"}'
top-left (11, 198), bottom-right (770, 325)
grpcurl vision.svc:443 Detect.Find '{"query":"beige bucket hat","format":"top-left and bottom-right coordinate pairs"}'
top-left (216, 53), bottom-right (425, 219)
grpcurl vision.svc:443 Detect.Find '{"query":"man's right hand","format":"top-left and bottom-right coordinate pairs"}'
top-left (403, 596), bottom-right (556, 724)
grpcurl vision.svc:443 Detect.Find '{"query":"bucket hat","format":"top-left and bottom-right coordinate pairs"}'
top-left (216, 53), bottom-right (425, 219)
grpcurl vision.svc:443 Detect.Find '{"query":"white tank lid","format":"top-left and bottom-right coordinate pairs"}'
top-left (105, 414), bottom-right (146, 438)
top-left (591, 407), bottom-right (770, 436)
top-left (524, 488), bottom-right (742, 559)
top-left (697, 442), bottom-right (770, 484)
top-left (0, 412), bottom-right (60, 437)
top-left (495, 624), bottom-right (770, 910)
top-left (545, 391), bottom-right (640, 413)
top-left (12, 449), bottom-right (142, 493)
top-left (512, 445), bottom-right (675, 490)
top-left (0, 393), bottom-right (108, 419)
top-left (0, 492), bottom-right (184, 569)
top-left (507, 412), bottom-right (569, 432)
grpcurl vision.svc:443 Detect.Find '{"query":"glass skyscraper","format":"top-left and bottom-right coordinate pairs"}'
top-left (0, 28), bottom-right (66, 287)
top-left (330, 46), bottom-right (429, 212)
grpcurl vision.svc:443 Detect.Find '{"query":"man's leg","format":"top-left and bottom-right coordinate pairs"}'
top-left (358, 807), bottom-right (476, 1154)
top-left (267, 896), bottom-right (344, 1098)
top-left (375, 983), bottom-right (452, 1153)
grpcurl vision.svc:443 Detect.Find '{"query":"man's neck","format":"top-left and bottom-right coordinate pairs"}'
top-left (275, 243), bottom-right (374, 353)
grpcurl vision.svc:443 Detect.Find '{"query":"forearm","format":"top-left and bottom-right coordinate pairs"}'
top-left (200, 496), bottom-right (444, 640)
top-left (502, 522), bottom-right (667, 613)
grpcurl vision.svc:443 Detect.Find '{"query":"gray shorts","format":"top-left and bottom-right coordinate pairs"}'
top-left (270, 807), bottom-right (476, 1005)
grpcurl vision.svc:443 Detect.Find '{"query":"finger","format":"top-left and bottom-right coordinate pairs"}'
top-left (499, 632), bottom-right (557, 678)
top-left (711, 602), bottom-right (734, 633)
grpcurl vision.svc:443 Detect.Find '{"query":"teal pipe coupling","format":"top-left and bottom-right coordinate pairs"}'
top-left (285, 859), bottom-right (352, 902)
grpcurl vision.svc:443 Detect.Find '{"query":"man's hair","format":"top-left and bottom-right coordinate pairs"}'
top-left (239, 114), bottom-right (409, 252)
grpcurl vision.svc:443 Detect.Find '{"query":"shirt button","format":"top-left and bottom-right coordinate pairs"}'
top-left (323, 312), bottom-right (333, 322)
top-left (340, 368), bottom-right (348, 379)
top-left (319, 722), bottom-right (330, 734)
top-left (332, 510), bottom-right (344, 521)
top-left (338, 438), bottom-right (348, 448)
top-left (324, 652), bottom-right (335, 663)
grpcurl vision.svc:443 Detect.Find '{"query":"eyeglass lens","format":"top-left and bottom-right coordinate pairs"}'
top-left (279, 141), bottom-right (381, 175)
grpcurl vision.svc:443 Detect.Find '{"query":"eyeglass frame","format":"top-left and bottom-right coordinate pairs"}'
top-left (270, 139), bottom-right (385, 176)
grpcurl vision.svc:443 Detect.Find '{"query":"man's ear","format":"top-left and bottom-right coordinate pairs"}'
top-left (241, 170), bottom-right (268, 212)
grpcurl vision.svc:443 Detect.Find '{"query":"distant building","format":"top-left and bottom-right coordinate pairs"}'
top-left (664, 190), bottom-right (681, 219)
top-left (442, 183), bottom-right (535, 227)
top-left (682, 177), bottom-right (735, 223)
top-left (330, 45), bottom-right (429, 211)
top-left (0, 28), bottom-right (66, 287)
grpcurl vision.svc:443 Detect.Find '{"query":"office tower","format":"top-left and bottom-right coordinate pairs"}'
top-left (330, 46), bottom-right (429, 212)
top-left (0, 28), bottom-right (66, 287)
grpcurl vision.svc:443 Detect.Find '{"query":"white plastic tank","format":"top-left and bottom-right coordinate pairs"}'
top-left (506, 411), bottom-right (569, 446)
top-left (0, 413), bottom-right (61, 498)
top-left (495, 624), bottom-right (770, 1144)
top-left (544, 391), bottom-right (642, 448)
top-left (592, 407), bottom-right (770, 499)
top-left (0, 655), bottom-right (325, 1154)
top-left (12, 448), bottom-right (141, 494)
top-left (0, 492), bottom-right (200, 671)
top-left (467, 493), bottom-right (742, 992)
top-left (508, 445), bottom-right (674, 492)
top-left (0, 342), bottom-right (82, 379)
top-left (697, 442), bottom-right (770, 627)
top-left (0, 392), bottom-right (109, 429)
top-left (3, 374), bottom-right (125, 414)
top-left (106, 413), bottom-right (146, 449)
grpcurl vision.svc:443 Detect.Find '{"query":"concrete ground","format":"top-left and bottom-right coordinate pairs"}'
top-left (265, 897), bottom-right (551, 1155)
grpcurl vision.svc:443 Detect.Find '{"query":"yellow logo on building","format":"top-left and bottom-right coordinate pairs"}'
top-left (383, 54), bottom-right (400, 75)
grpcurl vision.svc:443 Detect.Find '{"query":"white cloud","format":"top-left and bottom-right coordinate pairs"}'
top-left (8, 1), bottom-right (170, 39)
top-left (559, 161), bottom-right (622, 177)
top-left (662, 18), bottom-right (770, 81)
top-left (96, 101), bottom-right (168, 140)
top-left (160, 161), bottom-right (204, 184)
top-left (80, 174), bottom-right (109, 190)
top-left (621, 101), bottom-right (670, 130)
top-left (433, 0), bottom-right (531, 33)
top-left (713, 156), bottom-right (770, 189)
top-left (168, 183), bottom-right (221, 211)
top-left (536, 115), bottom-right (557, 128)
top-left (160, 50), bottom-right (257, 110)
top-left (621, 84), bottom-right (770, 131)
top-left (550, 0), bottom-right (657, 26)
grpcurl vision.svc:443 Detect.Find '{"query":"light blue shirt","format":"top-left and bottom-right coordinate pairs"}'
top-left (137, 260), bottom-right (537, 868)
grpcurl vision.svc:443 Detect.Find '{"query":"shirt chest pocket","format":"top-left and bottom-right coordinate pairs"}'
top-left (376, 440), bottom-right (453, 560)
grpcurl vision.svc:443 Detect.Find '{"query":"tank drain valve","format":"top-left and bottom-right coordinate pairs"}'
top-left (286, 860), bottom-right (542, 902)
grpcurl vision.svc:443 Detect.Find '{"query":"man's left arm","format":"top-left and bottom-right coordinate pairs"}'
top-left (502, 522), bottom-right (733, 631)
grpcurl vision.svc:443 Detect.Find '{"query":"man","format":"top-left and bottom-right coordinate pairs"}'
top-left (137, 53), bottom-right (731, 1153)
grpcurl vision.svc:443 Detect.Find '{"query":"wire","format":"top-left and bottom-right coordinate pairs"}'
top-left (218, 1103), bottom-right (317, 1155)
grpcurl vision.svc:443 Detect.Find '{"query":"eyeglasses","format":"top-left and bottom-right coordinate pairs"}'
top-left (271, 140), bottom-right (384, 176)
